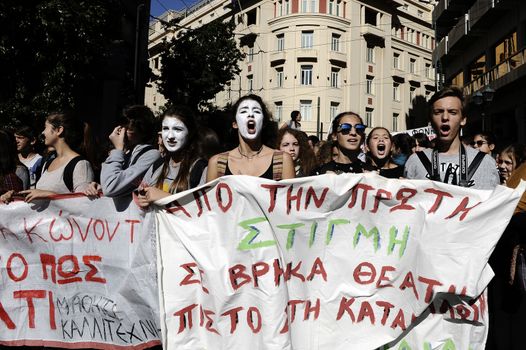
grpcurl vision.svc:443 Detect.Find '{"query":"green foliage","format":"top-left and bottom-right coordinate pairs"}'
top-left (157, 19), bottom-right (244, 110)
top-left (0, 0), bottom-right (119, 124)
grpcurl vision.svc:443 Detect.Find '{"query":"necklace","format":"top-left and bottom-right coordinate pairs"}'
top-left (238, 145), bottom-right (263, 159)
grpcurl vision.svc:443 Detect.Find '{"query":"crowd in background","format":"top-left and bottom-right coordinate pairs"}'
top-left (0, 87), bottom-right (525, 348)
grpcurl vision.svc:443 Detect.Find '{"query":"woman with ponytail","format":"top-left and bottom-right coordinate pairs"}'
top-left (137, 106), bottom-right (207, 206)
top-left (19, 112), bottom-right (94, 202)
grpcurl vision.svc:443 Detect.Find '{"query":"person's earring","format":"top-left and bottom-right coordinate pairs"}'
top-left (460, 127), bottom-right (463, 138)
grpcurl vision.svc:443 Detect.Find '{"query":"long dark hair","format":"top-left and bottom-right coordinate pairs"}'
top-left (276, 128), bottom-right (317, 176)
top-left (231, 94), bottom-right (277, 147)
top-left (155, 106), bottom-right (199, 194)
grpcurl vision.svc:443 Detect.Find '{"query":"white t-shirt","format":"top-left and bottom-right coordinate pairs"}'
top-left (20, 154), bottom-right (42, 188)
top-left (36, 159), bottom-right (94, 193)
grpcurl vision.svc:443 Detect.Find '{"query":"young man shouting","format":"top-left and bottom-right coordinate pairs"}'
top-left (404, 86), bottom-right (499, 189)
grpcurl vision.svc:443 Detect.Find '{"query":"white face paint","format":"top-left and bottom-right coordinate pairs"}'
top-left (235, 99), bottom-right (264, 140)
top-left (161, 116), bottom-right (189, 153)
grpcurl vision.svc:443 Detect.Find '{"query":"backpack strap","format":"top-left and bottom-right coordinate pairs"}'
top-left (189, 159), bottom-right (208, 188)
top-left (129, 145), bottom-right (156, 167)
top-left (272, 151), bottom-right (284, 181)
top-left (416, 151), bottom-right (436, 180)
top-left (63, 156), bottom-right (84, 192)
top-left (216, 152), bottom-right (229, 177)
top-left (466, 151), bottom-right (486, 183)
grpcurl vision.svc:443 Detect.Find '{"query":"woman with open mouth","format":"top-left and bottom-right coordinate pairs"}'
top-left (313, 111), bottom-right (367, 175)
top-left (364, 127), bottom-right (404, 179)
top-left (137, 106), bottom-right (208, 206)
top-left (207, 94), bottom-right (295, 181)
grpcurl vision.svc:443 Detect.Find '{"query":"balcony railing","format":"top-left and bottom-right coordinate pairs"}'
top-left (464, 46), bottom-right (526, 96)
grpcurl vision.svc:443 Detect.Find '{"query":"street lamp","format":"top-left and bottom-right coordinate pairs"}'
top-left (473, 86), bottom-right (495, 131)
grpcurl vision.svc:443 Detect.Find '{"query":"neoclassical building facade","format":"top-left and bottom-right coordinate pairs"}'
top-left (147, 0), bottom-right (436, 137)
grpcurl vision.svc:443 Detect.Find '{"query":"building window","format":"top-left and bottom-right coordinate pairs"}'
top-left (417, 10), bottom-right (423, 18)
top-left (392, 113), bottom-right (399, 132)
top-left (409, 58), bottom-right (416, 73)
top-left (277, 34), bottom-right (285, 51)
top-left (469, 54), bottom-right (486, 81)
top-left (276, 67), bottom-right (284, 88)
top-left (393, 82), bottom-right (400, 101)
top-left (275, 102), bottom-right (283, 121)
top-left (301, 31), bottom-right (313, 49)
top-left (247, 75), bottom-right (253, 93)
top-left (309, 0), bottom-right (316, 12)
top-left (301, 0), bottom-right (308, 12)
top-left (247, 46), bottom-right (254, 62)
top-left (247, 9), bottom-right (257, 25)
top-left (366, 76), bottom-right (374, 95)
top-left (284, 0), bottom-right (290, 14)
top-left (451, 70), bottom-right (464, 87)
top-left (328, 0), bottom-right (341, 16)
top-left (331, 33), bottom-right (340, 52)
top-left (393, 52), bottom-right (400, 69)
top-left (409, 86), bottom-right (416, 102)
top-left (330, 102), bottom-right (339, 119)
top-left (495, 31), bottom-right (517, 68)
top-left (277, 0), bottom-right (283, 16)
top-left (364, 7), bottom-right (377, 26)
top-left (366, 46), bottom-right (375, 63)
top-left (300, 100), bottom-right (312, 121)
top-left (425, 63), bottom-right (431, 79)
top-left (301, 65), bottom-right (313, 85)
top-left (330, 68), bottom-right (339, 88)
top-left (365, 109), bottom-right (373, 126)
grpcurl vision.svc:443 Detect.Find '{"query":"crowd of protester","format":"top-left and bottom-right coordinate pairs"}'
top-left (0, 87), bottom-right (525, 348)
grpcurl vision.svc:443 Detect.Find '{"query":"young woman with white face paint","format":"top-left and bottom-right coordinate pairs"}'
top-left (207, 94), bottom-right (295, 181)
top-left (137, 106), bottom-right (207, 207)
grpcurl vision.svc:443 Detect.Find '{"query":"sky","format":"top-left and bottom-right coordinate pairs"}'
top-left (150, 0), bottom-right (200, 17)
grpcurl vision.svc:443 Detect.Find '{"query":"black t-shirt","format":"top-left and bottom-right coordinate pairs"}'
top-left (362, 163), bottom-right (404, 179)
top-left (313, 160), bottom-right (364, 175)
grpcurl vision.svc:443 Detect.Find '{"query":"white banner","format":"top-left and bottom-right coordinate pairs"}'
top-left (155, 174), bottom-right (524, 350)
top-left (0, 195), bottom-right (160, 349)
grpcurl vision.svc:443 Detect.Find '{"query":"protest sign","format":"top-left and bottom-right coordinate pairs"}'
top-left (393, 126), bottom-right (436, 140)
top-left (0, 195), bottom-right (161, 349)
top-left (155, 174), bottom-right (524, 350)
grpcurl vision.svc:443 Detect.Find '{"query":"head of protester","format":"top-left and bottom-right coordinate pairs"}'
top-left (497, 143), bottom-right (526, 185)
top-left (287, 110), bottom-right (302, 130)
top-left (412, 132), bottom-right (433, 153)
top-left (470, 131), bottom-right (496, 155)
top-left (391, 133), bottom-right (415, 167)
top-left (16, 112), bottom-right (95, 202)
top-left (404, 86), bottom-right (499, 189)
top-left (207, 94), bottom-right (295, 181)
top-left (314, 111), bottom-right (366, 175)
top-left (0, 130), bottom-right (25, 203)
top-left (364, 127), bottom-right (404, 178)
top-left (137, 106), bottom-right (208, 207)
top-left (277, 128), bottom-right (316, 177)
top-left (97, 105), bottom-right (161, 199)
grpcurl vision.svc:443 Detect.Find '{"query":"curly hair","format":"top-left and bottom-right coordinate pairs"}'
top-left (276, 128), bottom-right (317, 176)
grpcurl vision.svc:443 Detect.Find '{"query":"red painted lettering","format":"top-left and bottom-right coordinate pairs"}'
top-left (424, 188), bottom-right (453, 214)
top-left (216, 183), bottom-right (233, 213)
top-left (305, 187), bottom-right (328, 209)
top-left (229, 264), bottom-right (251, 291)
top-left (13, 290), bottom-right (46, 328)
top-left (7, 253), bottom-right (28, 282)
top-left (446, 197), bottom-right (481, 221)
top-left (336, 297), bottom-right (355, 321)
top-left (390, 188), bottom-right (417, 212)
top-left (353, 262), bottom-right (376, 285)
top-left (83, 256), bottom-right (106, 283)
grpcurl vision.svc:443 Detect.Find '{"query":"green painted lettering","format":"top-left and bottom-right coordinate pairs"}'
top-left (387, 225), bottom-right (410, 258)
top-left (353, 224), bottom-right (380, 252)
top-left (237, 217), bottom-right (276, 251)
top-left (277, 223), bottom-right (305, 250)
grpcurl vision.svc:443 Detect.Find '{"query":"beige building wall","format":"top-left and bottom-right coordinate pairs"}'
top-left (146, 0), bottom-right (436, 137)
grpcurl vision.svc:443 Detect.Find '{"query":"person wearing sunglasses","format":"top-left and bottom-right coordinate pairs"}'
top-left (404, 86), bottom-right (499, 189)
top-left (313, 111), bottom-right (366, 175)
top-left (469, 131), bottom-right (496, 156)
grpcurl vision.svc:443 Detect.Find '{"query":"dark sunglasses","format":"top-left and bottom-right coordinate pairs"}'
top-left (470, 140), bottom-right (488, 147)
top-left (337, 123), bottom-right (367, 135)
